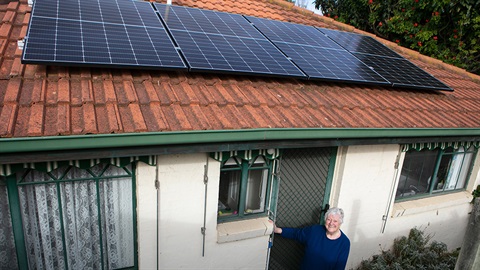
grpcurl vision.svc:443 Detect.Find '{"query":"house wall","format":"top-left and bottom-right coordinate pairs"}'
top-left (137, 153), bottom-right (271, 270)
top-left (135, 146), bottom-right (480, 269)
top-left (334, 145), bottom-right (479, 269)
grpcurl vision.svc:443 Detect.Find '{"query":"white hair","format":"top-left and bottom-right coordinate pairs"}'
top-left (324, 207), bottom-right (344, 224)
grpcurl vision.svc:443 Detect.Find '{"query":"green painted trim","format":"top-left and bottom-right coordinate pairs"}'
top-left (1, 128), bottom-right (480, 154)
top-left (6, 175), bottom-right (28, 270)
top-left (268, 159), bottom-right (280, 219)
top-left (320, 147), bottom-right (337, 225)
top-left (325, 147), bottom-right (337, 219)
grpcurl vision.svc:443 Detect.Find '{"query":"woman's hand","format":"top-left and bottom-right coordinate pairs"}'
top-left (269, 220), bottom-right (282, 234)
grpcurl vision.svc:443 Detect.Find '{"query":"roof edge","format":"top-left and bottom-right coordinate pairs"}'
top-left (1, 128), bottom-right (480, 154)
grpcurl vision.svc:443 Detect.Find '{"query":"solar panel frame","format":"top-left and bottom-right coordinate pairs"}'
top-left (155, 3), bottom-right (306, 78)
top-left (22, 0), bottom-right (187, 70)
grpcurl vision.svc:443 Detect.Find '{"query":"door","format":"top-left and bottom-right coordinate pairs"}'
top-left (268, 147), bottom-right (336, 270)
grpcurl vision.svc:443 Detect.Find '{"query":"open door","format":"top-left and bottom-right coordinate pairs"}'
top-left (268, 147), bottom-right (336, 269)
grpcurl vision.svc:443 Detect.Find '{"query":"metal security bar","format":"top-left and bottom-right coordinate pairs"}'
top-left (269, 147), bottom-right (335, 270)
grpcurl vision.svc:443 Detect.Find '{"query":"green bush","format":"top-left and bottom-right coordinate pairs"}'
top-left (356, 228), bottom-right (459, 270)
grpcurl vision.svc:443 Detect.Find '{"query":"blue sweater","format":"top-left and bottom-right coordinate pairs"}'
top-left (281, 225), bottom-right (350, 270)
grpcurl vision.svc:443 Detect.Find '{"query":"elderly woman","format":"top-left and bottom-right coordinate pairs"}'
top-left (273, 207), bottom-right (350, 270)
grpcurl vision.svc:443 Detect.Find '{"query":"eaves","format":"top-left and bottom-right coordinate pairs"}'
top-left (1, 127), bottom-right (480, 164)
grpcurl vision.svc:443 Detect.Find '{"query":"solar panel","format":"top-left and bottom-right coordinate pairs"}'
top-left (246, 16), bottom-right (390, 85)
top-left (22, 0), bottom-right (186, 70)
top-left (319, 28), bottom-right (452, 91)
top-left (319, 28), bottom-right (400, 58)
top-left (156, 4), bottom-right (305, 78)
top-left (275, 42), bottom-right (389, 84)
top-left (353, 53), bottom-right (452, 90)
top-left (246, 16), bottom-right (339, 49)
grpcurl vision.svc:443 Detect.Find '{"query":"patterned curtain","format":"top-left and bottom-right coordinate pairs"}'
top-left (0, 178), bottom-right (18, 269)
top-left (17, 164), bottom-right (134, 269)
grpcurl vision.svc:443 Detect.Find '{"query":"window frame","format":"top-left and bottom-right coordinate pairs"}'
top-left (217, 155), bottom-right (274, 222)
top-left (2, 163), bottom-right (138, 270)
top-left (395, 145), bottom-right (477, 202)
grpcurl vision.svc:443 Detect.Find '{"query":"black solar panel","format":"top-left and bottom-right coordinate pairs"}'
top-left (247, 16), bottom-right (389, 85)
top-left (353, 53), bottom-right (452, 90)
top-left (276, 43), bottom-right (389, 84)
top-left (22, 0), bottom-right (186, 69)
top-left (319, 28), bottom-right (452, 91)
top-left (319, 28), bottom-right (400, 58)
top-left (246, 16), bottom-right (339, 49)
top-left (156, 4), bottom-right (305, 78)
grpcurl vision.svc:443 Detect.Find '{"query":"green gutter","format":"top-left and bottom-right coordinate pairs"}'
top-left (1, 128), bottom-right (480, 154)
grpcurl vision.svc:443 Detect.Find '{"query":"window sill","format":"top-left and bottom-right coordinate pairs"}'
top-left (217, 217), bottom-right (273, 244)
top-left (391, 191), bottom-right (472, 218)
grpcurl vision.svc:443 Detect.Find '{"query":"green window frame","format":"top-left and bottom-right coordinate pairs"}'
top-left (0, 162), bottom-right (138, 270)
top-left (396, 145), bottom-right (477, 201)
top-left (211, 149), bottom-right (280, 222)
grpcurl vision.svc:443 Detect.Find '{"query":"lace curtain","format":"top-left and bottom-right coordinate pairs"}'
top-left (17, 163), bottom-right (134, 269)
top-left (0, 180), bottom-right (18, 269)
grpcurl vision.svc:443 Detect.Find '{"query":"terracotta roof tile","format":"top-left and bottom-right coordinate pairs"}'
top-left (140, 104), bottom-right (161, 131)
top-left (80, 103), bottom-right (97, 134)
top-left (104, 103), bottom-right (122, 133)
top-left (27, 103), bottom-right (45, 136)
top-left (0, 21), bottom-right (12, 38)
top-left (0, 103), bottom-right (16, 136)
top-left (163, 104), bottom-right (193, 131)
top-left (181, 104), bottom-right (210, 130)
top-left (4, 77), bottom-right (21, 102)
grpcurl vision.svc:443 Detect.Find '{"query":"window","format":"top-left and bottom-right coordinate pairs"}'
top-left (396, 146), bottom-right (477, 200)
top-left (218, 155), bottom-right (272, 219)
top-left (0, 163), bottom-right (137, 270)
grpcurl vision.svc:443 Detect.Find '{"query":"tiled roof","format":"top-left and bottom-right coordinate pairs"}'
top-left (1, 0), bottom-right (480, 139)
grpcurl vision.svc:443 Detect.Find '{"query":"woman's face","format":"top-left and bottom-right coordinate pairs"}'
top-left (325, 213), bottom-right (342, 234)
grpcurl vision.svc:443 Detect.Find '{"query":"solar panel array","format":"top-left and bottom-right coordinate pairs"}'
top-left (22, 0), bottom-right (452, 91)
top-left (23, 0), bottom-right (186, 69)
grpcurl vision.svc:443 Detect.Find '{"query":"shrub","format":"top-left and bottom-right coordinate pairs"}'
top-left (356, 228), bottom-right (459, 270)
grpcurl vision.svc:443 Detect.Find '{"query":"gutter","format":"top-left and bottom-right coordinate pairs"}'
top-left (1, 128), bottom-right (480, 154)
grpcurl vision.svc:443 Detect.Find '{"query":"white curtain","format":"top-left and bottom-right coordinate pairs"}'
top-left (0, 182), bottom-right (18, 269)
top-left (18, 164), bottom-right (134, 270)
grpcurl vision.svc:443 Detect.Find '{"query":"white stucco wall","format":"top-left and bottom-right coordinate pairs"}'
top-left (137, 153), bottom-right (271, 270)
top-left (334, 145), bottom-right (479, 269)
top-left (135, 146), bottom-right (480, 269)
